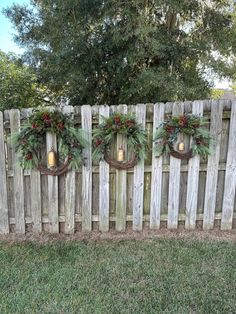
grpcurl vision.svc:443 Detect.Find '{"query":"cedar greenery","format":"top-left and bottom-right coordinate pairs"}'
top-left (92, 112), bottom-right (147, 162)
top-left (154, 114), bottom-right (212, 158)
top-left (13, 109), bottom-right (88, 170)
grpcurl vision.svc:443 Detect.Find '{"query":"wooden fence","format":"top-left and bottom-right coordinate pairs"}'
top-left (0, 100), bottom-right (236, 234)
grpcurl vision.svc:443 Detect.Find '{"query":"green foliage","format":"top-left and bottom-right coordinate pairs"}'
top-left (4, 1), bottom-right (236, 105)
top-left (0, 50), bottom-right (56, 111)
top-left (13, 109), bottom-right (88, 170)
top-left (210, 88), bottom-right (225, 100)
top-left (92, 112), bottom-right (147, 162)
top-left (154, 114), bottom-right (212, 158)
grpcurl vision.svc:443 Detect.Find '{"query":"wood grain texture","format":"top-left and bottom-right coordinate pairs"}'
top-left (167, 102), bottom-right (184, 229)
top-left (185, 101), bottom-right (203, 229)
top-left (150, 103), bottom-right (165, 229)
top-left (221, 100), bottom-right (236, 230)
top-left (10, 110), bottom-right (25, 233)
top-left (46, 132), bottom-right (59, 233)
top-left (81, 105), bottom-right (92, 231)
top-left (0, 111), bottom-right (9, 233)
top-left (116, 105), bottom-right (127, 231)
top-left (30, 170), bottom-right (42, 232)
top-left (203, 100), bottom-right (223, 230)
top-left (99, 105), bottom-right (110, 231)
top-left (63, 106), bottom-right (75, 234)
top-left (133, 104), bottom-right (146, 231)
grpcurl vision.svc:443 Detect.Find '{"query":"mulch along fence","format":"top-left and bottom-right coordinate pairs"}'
top-left (0, 100), bottom-right (235, 234)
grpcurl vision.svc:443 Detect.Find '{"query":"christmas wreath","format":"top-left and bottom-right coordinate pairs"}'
top-left (154, 114), bottom-right (212, 160)
top-left (13, 109), bottom-right (88, 175)
top-left (92, 112), bottom-right (147, 169)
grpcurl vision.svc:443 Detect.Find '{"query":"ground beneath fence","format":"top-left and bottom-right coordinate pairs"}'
top-left (0, 228), bottom-right (235, 244)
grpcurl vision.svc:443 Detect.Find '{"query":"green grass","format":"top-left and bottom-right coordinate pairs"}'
top-left (0, 238), bottom-right (235, 314)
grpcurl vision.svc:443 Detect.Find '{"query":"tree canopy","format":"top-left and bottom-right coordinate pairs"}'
top-left (0, 50), bottom-right (56, 111)
top-left (4, 0), bottom-right (236, 105)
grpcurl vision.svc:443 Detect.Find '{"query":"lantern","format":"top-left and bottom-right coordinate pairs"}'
top-left (117, 147), bottom-right (125, 162)
top-left (178, 142), bottom-right (185, 152)
top-left (47, 147), bottom-right (57, 168)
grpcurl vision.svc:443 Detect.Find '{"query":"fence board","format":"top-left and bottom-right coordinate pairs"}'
top-left (30, 170), bottom-right (42, 232)
top-left (221, 100), bottom-right (236, 230)
top-left (150, 103), bottom-right (165, 229)
top-left (63, 106), bottom-right (76, 234)
top-left (185, 100), bottom-right (203, 229)
top-left (167, 102), bottom-right (184, 229)
top-left (133, 104), bottom-right (146, 231)
top-left (116, 105), bottom-right (127, 231)
top-left (46, 132), bottom-right (59, 233)
top-left (99, 106), bottom-right (110, 231)
top-left (10, 110), bottom-right (25, 234)
top-left (0, 111), bottom-right (9, 233)
top-left (203, 100), bottom-right (223, 230)
top-left (81, 105), bottom-right (92, 231)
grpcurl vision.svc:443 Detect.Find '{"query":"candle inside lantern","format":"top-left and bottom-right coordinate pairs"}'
top-left (47, 148), bottom-right (57, 168)
top-left (178, 142), bottom-right (185, 152)
top-left (117, 147), bottom-right (125, 162)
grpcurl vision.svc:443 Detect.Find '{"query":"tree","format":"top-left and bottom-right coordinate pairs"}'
top-left (0, 50), bottom-right (57, 111)
top-left (4, 0), bottom-right (236, 105)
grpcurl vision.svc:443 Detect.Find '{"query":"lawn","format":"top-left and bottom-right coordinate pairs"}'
top-left (0, 237), bottom-right (235, 314)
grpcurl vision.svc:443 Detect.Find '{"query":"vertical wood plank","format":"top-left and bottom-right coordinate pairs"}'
top-left (99, 105), bottom-right (110, 231)
top-left (47, 132), bottom-right (59, 233)
top-left (31, 170), bottom-right (42, 232)
top-left (133, 104), bottom-right (146, 231)
top-left (81, 105), bottom-right (92, 231)
top-left (203, 100), bottom-right (223, 230)
top-left (185, 100), bottom-right (203, 229)
top-left (10, 109), bottom-right (25, 233)
top-left (63, 106), bottom-right (75, 234)
top-left (0, 111), bottom-right (9, 234)
top-left (167, 102), bottom-right (184, 229)
top-left (116, 105), bottom-right (127, 231)
top-left (221, 100), bottom-right (236, 230)
top-left (150, 103), bottom-right (164, 229)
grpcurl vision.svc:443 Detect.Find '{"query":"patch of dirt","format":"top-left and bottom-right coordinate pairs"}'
top-left (0, 228), bottom-right (236, 245)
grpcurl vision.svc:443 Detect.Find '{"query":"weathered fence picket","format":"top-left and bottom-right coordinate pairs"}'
top-left (10, 109), bottom-right (25, 234)
top-left (46, 132), bottom-right (59, 233)
top-left (185, 100), bottom-right (203, 229)
top-left (81, 105), bottom-right (92, 232)
top-left (63, 106), bottom-right (75, 234)
top-left (167, 102), bottom-right (184, 229)
top-left (221, 100), bottom-right (236, 230)
top-left (116, 105), bottom-right (127, 231)
top-left (0, 111), bottom-right (9, 234)
top-left (150, 103), bottom-right (164, 229)
top-left (0, 101), bottom-right (235, 234)
top-left (133, 104), bottom-right (146, 231)
top-left (203, 100), bottom-right (223, 230)
top-left (99, 105), bottom-right (110, 232)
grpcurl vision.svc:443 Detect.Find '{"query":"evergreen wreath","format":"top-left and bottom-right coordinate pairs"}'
top-left (154, 114), bottom-right (212, 160)
top-left (13, 109), bottom-right (88, 175)
top-left (92, 112), bottom-right (147, 169)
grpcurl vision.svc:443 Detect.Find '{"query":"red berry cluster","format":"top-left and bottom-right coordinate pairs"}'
top-left (179, 116), bottom-right (188, 127)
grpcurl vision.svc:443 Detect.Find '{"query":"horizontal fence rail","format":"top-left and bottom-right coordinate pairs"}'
top-left (0, 100), bottom-right (236, 234)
